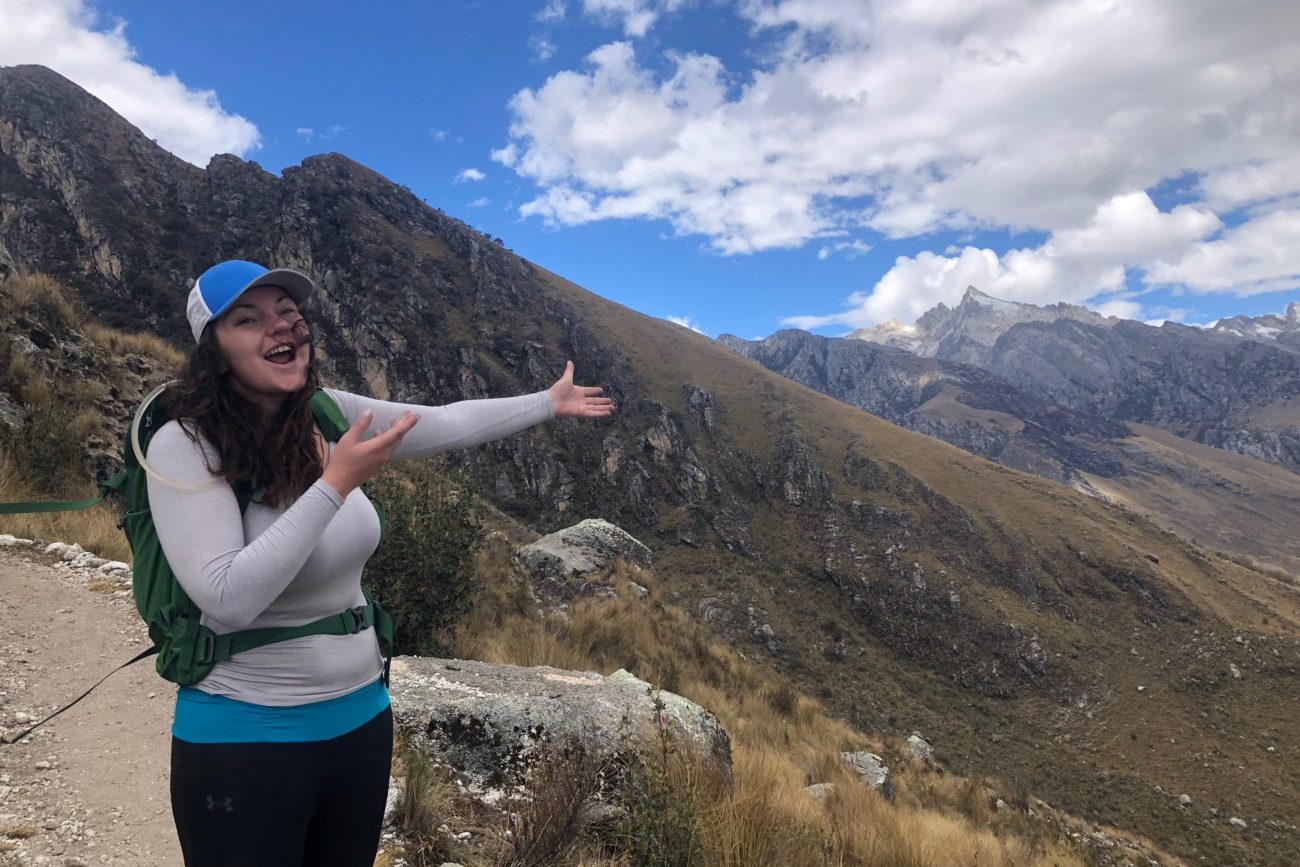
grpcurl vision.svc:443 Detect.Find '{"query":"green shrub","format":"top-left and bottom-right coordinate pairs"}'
top-left (362, 461), bottom-right (485, 656)
top-left (0, 394), bottom-right (86, 497)
top-left (614, 693), bottom-right (704, 867)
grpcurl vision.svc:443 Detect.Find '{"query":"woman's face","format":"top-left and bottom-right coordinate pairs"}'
top-left (213, 285), bottom-right (312, 410)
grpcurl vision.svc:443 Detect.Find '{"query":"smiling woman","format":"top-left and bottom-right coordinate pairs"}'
top-left (213, 287), bottom-right (314, 407)
top-left (144, 259), bottom-right (616, 866)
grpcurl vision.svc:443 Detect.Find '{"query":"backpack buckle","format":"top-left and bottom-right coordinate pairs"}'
top-left (348, 606), bottom-right (370, 634)
top-left (198, 633), bottom-right (216, 665)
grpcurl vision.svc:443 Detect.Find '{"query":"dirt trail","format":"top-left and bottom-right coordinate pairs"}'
top-left (0, 547), bottom-right (180, 866)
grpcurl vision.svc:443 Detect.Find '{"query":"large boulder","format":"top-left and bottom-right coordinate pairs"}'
top-left (389, 657), bottom-right (731, 799)
top-left (517, 518), bottom-right (653, 580)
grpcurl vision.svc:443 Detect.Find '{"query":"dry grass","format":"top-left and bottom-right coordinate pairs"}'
top-left (80, 320), bottom-right (183, 366)
top-left (1, 271), bottom-right (79, 325)
top-left (1, 826), bottom-right (37, 839)
top-left (494, 742), bottom-right (609, 867)
top-left (438, 554), bottom-right (1101, 867)
top-left (399, 749), bottom-right (472, 865)
top-left (0, 272), bottom-right (187, 564)
top-left (0, 448), bottom-right (130, 561)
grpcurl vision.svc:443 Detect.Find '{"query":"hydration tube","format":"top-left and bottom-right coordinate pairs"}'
top-left (130, 381), bottom-right (223, 492)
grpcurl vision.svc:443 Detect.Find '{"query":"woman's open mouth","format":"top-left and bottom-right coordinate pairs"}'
top-left (263, 342), bottom-right (298, 365)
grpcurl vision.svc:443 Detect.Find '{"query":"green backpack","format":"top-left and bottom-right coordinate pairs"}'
top-left (1, 385), bottom-right (393, 744)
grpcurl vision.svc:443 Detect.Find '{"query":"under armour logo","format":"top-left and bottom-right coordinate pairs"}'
top-left (205, 795), bottom-right (235, 813)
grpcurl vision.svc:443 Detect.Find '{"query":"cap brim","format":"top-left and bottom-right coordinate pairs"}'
top-left (240, 269), bottom-right (314, 306)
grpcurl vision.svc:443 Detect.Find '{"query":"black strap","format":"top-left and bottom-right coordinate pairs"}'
top-left (1, 646), bottom-right (159, 745)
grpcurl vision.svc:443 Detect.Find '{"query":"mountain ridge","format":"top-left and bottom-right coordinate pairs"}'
top-left (839, 285), bottom-right (1300, 474)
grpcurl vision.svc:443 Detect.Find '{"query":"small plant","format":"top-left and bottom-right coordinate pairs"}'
top-left (495, 739), bottom-right (608, 867)
top-left (765, 682), bottom-right (797, 719)
top-left (613, 692), bottom-right (703, 867)
top-left (363, 461), bottom-right (486, 656)
top-left (1, 393), bottom-right (85, 497)
top-left (399, 749), bottom-right (461, 865)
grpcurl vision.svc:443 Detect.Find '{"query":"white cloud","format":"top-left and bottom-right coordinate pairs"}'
top-left (455, 167), bottom-right (487, 183)
top-left (1148, 209), bottom-right (1300, 296)
top-left (500, 0), bottom-right (1300, 302)
top-left (537, 0), bottom-right (567, 23)
top-left (532, 34), bottom-right (558, 62)
top-left (581, 0), bottom-right (689, 37)
top-left (666, 314), bottom-right (705, 334)
top-left (817, 239), bottom-right (872, 260)
top-left (1094, 299), bottom-right (1143, 320)
top-left (297, 127), bottom-right (314, 140)
top-left (468, 197), bottom-right (491, 208)
top-left (0, 0), bottom-right (260, 166)
top-left (431, 127), bottom-right (449, 142)
top-left (784, 192), bottom-right (1227, 327)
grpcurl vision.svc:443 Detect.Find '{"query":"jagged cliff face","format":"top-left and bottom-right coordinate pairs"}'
top-left (717, 330), bottom-right (1128, 484)
top-left (849, 287), bottom-right (1300, 473)
top-left (849, 287), bottom-right (1109, 362)
top-left (4, 66), bottom-right (1300, 866)
top-left (984, 318), bottom-right (1300, 471)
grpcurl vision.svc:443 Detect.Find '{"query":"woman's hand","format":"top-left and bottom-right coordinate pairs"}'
top-left (546, 361), bottom-right (615, 419)
top-left (321, 409), bottom-right (420, 498)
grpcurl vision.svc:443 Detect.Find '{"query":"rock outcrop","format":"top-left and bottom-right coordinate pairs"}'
top-left (517, 518), bottom-right (653, 580)
top-left (388, 657), bottom-right (731, 798)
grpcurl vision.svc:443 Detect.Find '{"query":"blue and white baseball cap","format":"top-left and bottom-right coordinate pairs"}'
top-left (186, 260), bottom-right (315, 343)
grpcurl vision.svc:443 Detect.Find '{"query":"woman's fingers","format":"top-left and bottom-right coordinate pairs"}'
top-left (345, 409), bottom-right (374, 441)
top-left (369, 412), bottom-right (419, 456)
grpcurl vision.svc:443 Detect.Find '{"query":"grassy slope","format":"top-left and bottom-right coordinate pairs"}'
top-left (444, 534), bottom-right (1162, 867)
top-left (0, 273), bottom-right (181, 559)
top-left (537, 268), bottom-right (1300, 867)
top-left (1083, 423), bottom-right (1300, 577)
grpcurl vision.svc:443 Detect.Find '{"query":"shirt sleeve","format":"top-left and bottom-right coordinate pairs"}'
top-left (145, 421), bottom-right (346, 630)
top-left (323, 388), bottom-right (555, 461)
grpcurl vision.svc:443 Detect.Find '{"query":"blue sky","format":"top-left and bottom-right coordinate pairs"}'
top-left (3, 0), bottom-right (1299, 339)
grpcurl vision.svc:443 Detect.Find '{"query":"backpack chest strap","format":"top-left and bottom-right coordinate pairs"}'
top-left (201, 595), bottom-right (392, 665)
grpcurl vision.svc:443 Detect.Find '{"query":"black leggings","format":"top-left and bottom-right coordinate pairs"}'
top-left (170, 707), bottom-right (393, 867)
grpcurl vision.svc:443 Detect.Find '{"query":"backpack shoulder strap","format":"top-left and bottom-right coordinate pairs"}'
top-left (310, 389), bottom-right (349, 442)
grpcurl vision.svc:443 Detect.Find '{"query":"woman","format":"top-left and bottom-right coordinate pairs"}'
top-left (147, 259), bottom-right (614, 866)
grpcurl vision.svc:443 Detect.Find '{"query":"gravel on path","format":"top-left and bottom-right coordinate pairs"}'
top-left (0, 545), bottom-right (179, 866)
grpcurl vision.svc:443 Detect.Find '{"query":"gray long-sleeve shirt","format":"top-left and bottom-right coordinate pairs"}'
top-left (146, 387), bottom-right (554, 706)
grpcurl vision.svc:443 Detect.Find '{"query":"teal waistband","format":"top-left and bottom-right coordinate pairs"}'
top-left (173, 679), bottom-right (390, 743)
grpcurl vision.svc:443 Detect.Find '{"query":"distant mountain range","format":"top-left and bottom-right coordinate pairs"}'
top-left (723, 288), bottom-right (1300, 574)
top-left (848, 287), bottom-right (1108, 360)
top-left (1212, 302), bottom-right (1300, 346)
top-left (809, 286), bottom-right (1300, 474)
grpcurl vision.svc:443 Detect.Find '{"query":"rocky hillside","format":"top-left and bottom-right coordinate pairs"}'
top-left (3, 65), bottom-right (1300, 866)
top-left (847, 287), bottom-right (1300, 474)
top-left (718, 329), bottom-right (1300, 577)
top-left (718, 329), bottom-right (1129, 485)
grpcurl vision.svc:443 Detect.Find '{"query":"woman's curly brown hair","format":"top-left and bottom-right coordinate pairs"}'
top-left (166, 314), bottom-right (324, 509)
